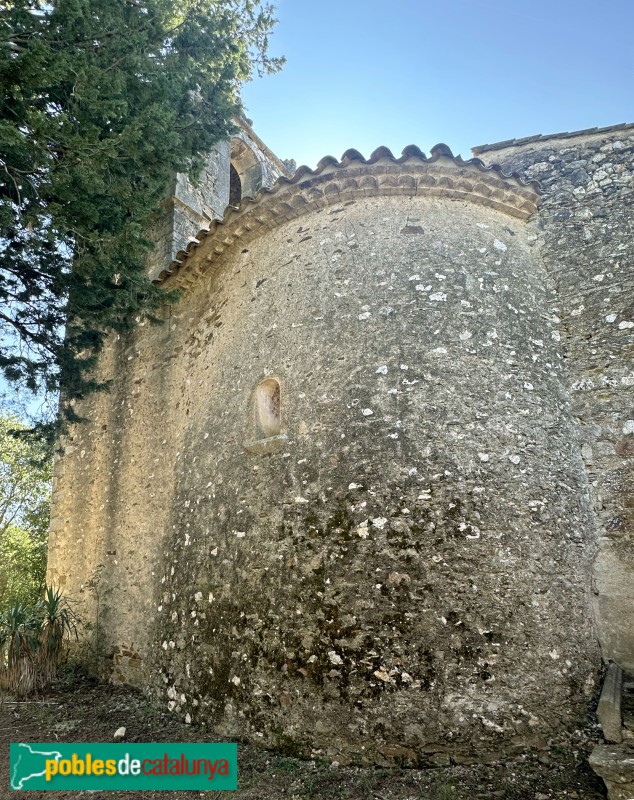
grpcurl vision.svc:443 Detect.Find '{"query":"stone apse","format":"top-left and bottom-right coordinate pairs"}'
top-left (48, 124), bottom-right (634, 765)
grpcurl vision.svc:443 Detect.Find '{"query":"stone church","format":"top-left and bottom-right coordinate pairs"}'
top-left (47, 120), bottom-right (633, 765)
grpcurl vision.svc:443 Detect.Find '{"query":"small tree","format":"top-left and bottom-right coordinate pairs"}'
top-left (36, 586), bottom-right (79, 687)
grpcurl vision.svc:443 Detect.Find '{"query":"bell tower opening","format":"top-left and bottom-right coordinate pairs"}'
top-left (229, 163), bottom-right (242, 206)
top-left (230, 137), bottom-right (263, 203)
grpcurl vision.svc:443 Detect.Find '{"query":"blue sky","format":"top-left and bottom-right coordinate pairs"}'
top-left (241, 0), bottom-right (633, 169)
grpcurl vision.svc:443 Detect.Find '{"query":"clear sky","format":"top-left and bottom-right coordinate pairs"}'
top-left (241, 0), bottom-right (633, 169)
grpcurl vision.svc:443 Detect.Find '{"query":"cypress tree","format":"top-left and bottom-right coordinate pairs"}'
top-left (0, 0), bottom-right (282, 436)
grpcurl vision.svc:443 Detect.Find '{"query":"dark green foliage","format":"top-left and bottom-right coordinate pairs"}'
top-left (0, 0), bottom-right (282, 435)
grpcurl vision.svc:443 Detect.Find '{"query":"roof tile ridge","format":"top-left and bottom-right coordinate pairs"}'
top-left (472, 121), bottom-right (634, 153)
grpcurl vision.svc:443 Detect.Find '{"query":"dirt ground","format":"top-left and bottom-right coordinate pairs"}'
top-left (0, 668), bottom-right (607, 799)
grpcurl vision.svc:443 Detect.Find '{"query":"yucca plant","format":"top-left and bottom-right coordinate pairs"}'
top-left (35, 586), bottom-right (79, 688)
top-left (0, 604), bottom-right (40, 698)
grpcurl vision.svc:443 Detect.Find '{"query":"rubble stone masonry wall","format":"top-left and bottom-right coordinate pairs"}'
top-left (475, 127), bottom-right (634, 672)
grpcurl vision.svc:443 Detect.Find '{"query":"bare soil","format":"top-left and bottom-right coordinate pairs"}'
top-left (0, 668), bottom-right (607, 799)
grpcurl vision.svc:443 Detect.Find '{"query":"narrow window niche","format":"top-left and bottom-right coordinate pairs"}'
top-left (244, 377), bottom-right (288, 455)
top-left (257, 378), bottom-right (281, 436)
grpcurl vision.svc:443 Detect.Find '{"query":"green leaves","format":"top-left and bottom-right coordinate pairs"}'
top-left (0, 602), bottom-right (40, 697)
top-left (0, 586), bottom-right (79, 696)
top-left (0, 414), bottom-right (51, 611)
top-left (37, 585), bottom-right (80, 687)
top-left (0, 0), bottom-right (282, 432)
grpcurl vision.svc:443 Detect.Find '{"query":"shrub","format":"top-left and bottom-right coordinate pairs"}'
top-left (0, 586), bottom-right (79, 698)
top-left (0, 603), bottom-right (40, 697)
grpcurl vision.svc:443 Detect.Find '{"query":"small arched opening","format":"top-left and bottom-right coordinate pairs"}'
top-left (229, 163), bottom-right (242, 206)
top-left (256, 379), bottom-right (281, 438)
